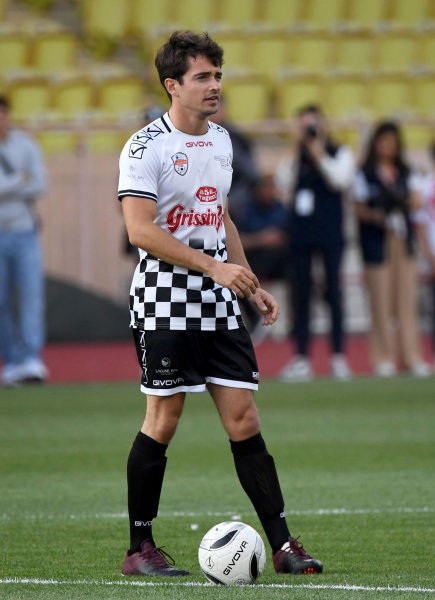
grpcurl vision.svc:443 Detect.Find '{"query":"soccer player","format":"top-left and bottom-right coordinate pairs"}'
top-left (118, 31), bottom-right (323, 577)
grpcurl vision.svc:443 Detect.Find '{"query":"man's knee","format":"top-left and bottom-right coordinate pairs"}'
top-left (227, 402), bottom-right (260, 441)
top-left (142, 394), bottom-right (184, 444)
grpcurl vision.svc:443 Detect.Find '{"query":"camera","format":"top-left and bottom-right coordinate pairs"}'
top-left (304, 125), bottom-right (318, 139)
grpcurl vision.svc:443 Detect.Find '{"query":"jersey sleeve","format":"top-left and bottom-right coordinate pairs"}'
top-left (118, 135), bottom-right (160, 202)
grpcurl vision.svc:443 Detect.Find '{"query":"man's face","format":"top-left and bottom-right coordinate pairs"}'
top-left (168, 54), bottom-right (222, 118)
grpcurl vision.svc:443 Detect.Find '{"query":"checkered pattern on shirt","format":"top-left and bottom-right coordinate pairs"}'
top-left (130, 237), bottom-right (243, 331)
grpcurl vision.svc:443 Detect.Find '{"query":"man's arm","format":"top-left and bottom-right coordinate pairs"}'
top-left (223, 207), bottom-right (279, 325)
top-left (121, 195), bottom-right (258, 298)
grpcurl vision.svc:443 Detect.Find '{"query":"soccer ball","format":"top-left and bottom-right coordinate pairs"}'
top-left (198, 521), bottom-right (266, 585)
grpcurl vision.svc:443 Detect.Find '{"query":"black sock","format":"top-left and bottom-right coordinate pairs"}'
top-left (230, 433), bottom-right (291, 552)
top-left (127, 431), bottom-right (167, 554)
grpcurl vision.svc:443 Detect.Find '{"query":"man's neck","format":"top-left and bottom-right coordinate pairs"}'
top-left (168, 105), bottom-right (209, 136)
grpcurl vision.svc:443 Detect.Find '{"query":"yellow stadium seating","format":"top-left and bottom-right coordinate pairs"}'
top-left (32, 32), bottom-right (77, 71)
top-left (290, 34), bottom-right (332, 74)
top-left (333, 34), bottom-right (374, 74)
top-left (345, 0), bottom-right (388, 30)
top-left (369, 76), bottom-right (412, 117)
top-left (326, 76), bottom-right (369, 119)
top-left (259, 0), bottom-right (302, 29)
top-left (375, 33), bottom-right (417, 74)
top-left (390, 0), bottom-right (431, 30)
top-left (216, 35), bottom-right (251, 73)
top-left (9, 78), bottom-right (52, 122)
top-left (52, 77), bottom-right (95, 121)
top-left (36, 130), bottom-right (79, 155)
top-left (276, 76), bottom-right (323, 120)
top-left (97, 76), bottom-right (145, 120)
top-left (302, 0), bottom-right (346, 30)
top-left (170, 0), bottom-right (217, 32)
top-left (402, 123), bottom-right (434, 148)
top-left (81, 0), bottom-right (130, 38)
top-left (418, 33), bottom-right (435, 72)
top-left (129, 0), bottom-right (174, 35)
top-left (413, 77), bottom-right (435, 117)
top-left (218, 0), bottom-right (259, 28)
top-left (85, 129), bottom-right (128, 153)
top-left (249, 35), bottom-right (291, 78)
top-left (224, 78), bottom-right (271, 122)
top-left (0, 33), bottom-right (29, 73)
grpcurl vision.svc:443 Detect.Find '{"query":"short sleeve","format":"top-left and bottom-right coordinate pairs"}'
top-left (118, 134), bottom-right (161, 202)
top-left (353, 171), bottom-right (370, 203)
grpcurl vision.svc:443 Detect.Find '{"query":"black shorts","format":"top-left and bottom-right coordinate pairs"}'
top-left (132, 327), bottom-right (259, 396)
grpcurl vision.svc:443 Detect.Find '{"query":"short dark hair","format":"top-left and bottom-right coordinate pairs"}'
top-left (155, 31), bottom-right (224, 100)
top-left (0, 95), bottom-right (10, 111)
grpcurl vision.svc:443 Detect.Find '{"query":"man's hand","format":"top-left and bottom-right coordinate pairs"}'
top-left (250, 288), bottom-right (280, 325)
top-left (304, 136), bottom-right (326, 163)
top-left (208, 262), bottom-right (259, 298)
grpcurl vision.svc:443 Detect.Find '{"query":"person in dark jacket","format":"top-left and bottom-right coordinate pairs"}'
top-left (277, 105), bottom-right (355, 381)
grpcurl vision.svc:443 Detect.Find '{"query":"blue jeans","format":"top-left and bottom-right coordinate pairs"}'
top-left (0, 229), bottom-right (45, 366)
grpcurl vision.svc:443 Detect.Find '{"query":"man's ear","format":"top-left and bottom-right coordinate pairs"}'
top-left (165, 78), bottom-right (179, 98)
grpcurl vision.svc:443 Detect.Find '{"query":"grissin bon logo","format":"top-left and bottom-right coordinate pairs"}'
top-left (166, 204), bottom-right (223, 233)
top-left (196, 186), bottom-right (218, 203)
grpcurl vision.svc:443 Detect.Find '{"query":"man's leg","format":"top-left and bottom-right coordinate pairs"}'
top-left (208, 384), bottom-right (323, 574)
top-left (123, 392), bottom-right (189, 576)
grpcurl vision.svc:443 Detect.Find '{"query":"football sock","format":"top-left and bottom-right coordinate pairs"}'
top-left (230, 433), bottom-right (291, 552)
top-left (127, 431), bottom-right (167, 554)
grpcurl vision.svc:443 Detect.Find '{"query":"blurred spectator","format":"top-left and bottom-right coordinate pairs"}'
top-left (238, 174), bottom-right (287, 343)
top-left (0, 95), bottom-right (48, 386)
top-left (212, 96), bottom-right (259, 227)
top-left (353, 121), bottom-right (430, 377)
top-left (414, 141), bottom-right (435, 364)
top-left (277, 105), bottom-right (355, 381)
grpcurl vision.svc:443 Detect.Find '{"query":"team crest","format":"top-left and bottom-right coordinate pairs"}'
top-left (171, 152), bottom-right (188, 176)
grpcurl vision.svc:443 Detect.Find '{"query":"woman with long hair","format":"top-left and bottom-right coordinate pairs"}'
top-left (353, 121), bottom-right (430, 377)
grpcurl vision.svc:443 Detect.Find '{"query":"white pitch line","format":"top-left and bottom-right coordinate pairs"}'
top-left (0, 506), bottom-right (433, 521)
top-left (0, 578), bottom-right (434, 593)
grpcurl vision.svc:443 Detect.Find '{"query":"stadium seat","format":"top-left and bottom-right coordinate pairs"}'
top-left (218, 0), bottom-right (259, 29)
top-left (249, 35), bottom-right (291, 79)
top-left (85, 129), bottom-right (127, 154)
top-left (389, 0), bottom-right (430, 30)
top-left (345, 0), bottom-right (388, 30)
top-left (224, 78), bottom-right (271, 122)
top-left (8, 78), bottom-right (52, 122)
top-left (276, 76), bottom-right (322, 120)
top-left (170, 0), bottom-right (216, 32)
top-left (413, 77), bottom-right (435, 117)
top-left (36, 130), bottom-right (79, 155)
top-left (97, 76), bottom-right (145, 121)
top-left (32, 32), bottom-right (77, 72)
top-left (259, 0), bottom-right (302, 30)
top-left (215, 35), bottom-right (251, 74)
top-left (0, 33), bottom-right (29, 73)
top-left (417, 33), bottom-right (435, 72)
top-left (332, 34), bottom-right (374, 74)
top-left (402, 122), bottom-right (434, 148)
top-left (129, 0), bottom-right (175, 35)
top-left (302, 0), bottom-right (346, 30)
top-left (375, 33), bottom-right (417, 74)
top-left (52, 77), bottom-right (95, 122)
top-left (326, 76), bottom-right (369, 119)
top-left (290, 34), bottom-right (333, 74)
top-left (370, 76), bottom-right (412, 117)
top-left (81, 0), bottom-right (129, 39)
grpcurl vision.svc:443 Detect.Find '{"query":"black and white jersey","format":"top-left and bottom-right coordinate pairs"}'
top-left (118, 112), bottom-right (243, 331)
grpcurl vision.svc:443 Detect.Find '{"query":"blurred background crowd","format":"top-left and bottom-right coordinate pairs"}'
top-left (1, 0), bottom-right (435, 385)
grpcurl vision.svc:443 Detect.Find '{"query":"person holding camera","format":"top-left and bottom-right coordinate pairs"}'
top-left (277, 105), bottom-right (355, 381)
top-left (353, 121), bottom-right (430, 377)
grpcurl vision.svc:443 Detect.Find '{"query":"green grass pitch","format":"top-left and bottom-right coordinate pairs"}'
top-left (1, 377), bottom-right (434, 599)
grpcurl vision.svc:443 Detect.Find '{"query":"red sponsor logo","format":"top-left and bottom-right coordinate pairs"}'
top-left (196, 186), bottom-right (218, 203)
top-left (186, 141), bottom-right (213, 147)
top-left (167, 204), bottom-right (223, 233)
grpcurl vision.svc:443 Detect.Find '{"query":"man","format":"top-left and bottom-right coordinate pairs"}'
top-left (0, 96), bottom-right (48, 386)
top-left (118, 31), bottom-right (323, 577)
top-left (277, 105), bottom-right (355, 382)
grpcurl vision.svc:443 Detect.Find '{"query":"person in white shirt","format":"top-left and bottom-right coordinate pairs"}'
top-left (353, 121), bottom-right (430, 377)
top-left (118, 31), bottom-right (323, 578)
top-left (0, 95), bottom-right (48, 386)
